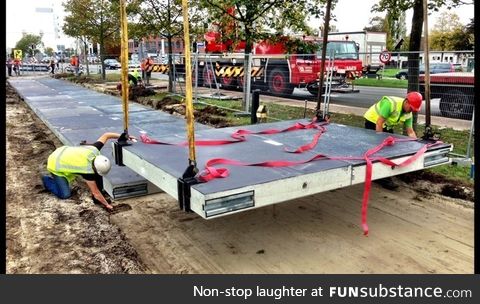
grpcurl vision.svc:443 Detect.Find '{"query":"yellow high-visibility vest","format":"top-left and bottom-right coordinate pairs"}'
top-left (364, 96), bottom-right (412, 130)
top-left (47, 146), bottom-right (100, 183)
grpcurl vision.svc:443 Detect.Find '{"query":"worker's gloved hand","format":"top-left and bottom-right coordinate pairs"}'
top-left (92, 195), bottom-right (114, 212)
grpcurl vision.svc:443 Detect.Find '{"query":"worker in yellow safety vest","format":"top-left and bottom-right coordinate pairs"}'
top-left (42, 132), bottom-right (136, 211)
top-left (128, 69), bottom-right (142, 86)
top-left (363, 91), bottom-right (423, 190)
top-left (364, 91), bottom-right (423, 139)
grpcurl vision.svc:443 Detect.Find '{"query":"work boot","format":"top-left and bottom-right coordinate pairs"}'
top-left (374, 177), bottom-right (399, 191)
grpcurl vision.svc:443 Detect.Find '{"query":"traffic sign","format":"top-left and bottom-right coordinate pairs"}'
top-left (379, 51), bottom-right (391, 63)
top-left (13, 49), bottom-right (22, 60)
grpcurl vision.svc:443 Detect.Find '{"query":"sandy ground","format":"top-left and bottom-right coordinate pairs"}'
top-left (6, 79), bottom-right (474, 274)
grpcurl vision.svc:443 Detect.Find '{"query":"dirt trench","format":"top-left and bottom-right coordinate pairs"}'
top-left (6, 82), bottom-right (148, 274)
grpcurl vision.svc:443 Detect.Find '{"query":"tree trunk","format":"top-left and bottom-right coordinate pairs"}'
top-left (406, 0), bottom-right (423, 134)
top-left (100, 35), bottom-right (106, 80)
top-left (243, 26), bottom-right (253, 110)
top-left (84, 40), bottom-right (90, 76)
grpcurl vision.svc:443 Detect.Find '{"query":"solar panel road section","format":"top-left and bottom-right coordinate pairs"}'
top-left (121, 119), bottom-right (452, 219)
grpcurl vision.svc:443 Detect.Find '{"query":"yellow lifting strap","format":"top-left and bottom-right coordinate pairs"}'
top-left (120, 0), bottom-right (129, 133)
top-left (182, 0), bottom-right (196, 167)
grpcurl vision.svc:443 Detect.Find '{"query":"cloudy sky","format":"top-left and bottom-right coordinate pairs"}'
top-left (5, 0), bottom-right (474, 50)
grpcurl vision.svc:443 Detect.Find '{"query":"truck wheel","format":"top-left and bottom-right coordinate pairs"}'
top-left (268, 68), bottom-right (294, 96)
top-left (306, 82), bottom-right (319, 96)
top-left (439, 90), bottom-right (473, 120)
top-left (202, 66), bottom-right (215, 88)
top-left (237, 75), bottom-right (245, 90)
top-left (220, 76), bottom-right (236, 90)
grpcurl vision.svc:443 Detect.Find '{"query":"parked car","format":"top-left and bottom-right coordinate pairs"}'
top-left (104, 59), bottom-right (121, 69)
top-left (88, 56), bottom-right (100, 64)
top-left (128, 59), bottom-right (141, 70)
top-left (395, 62), bottom-right (455, 80)
top-left (452, 63), bottom-right (463, 72)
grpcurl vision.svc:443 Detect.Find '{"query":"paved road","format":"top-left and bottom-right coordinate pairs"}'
top-left (296, 86), bottom-right (407, 108)
top-left (317, 86), bottom-right (442, 118)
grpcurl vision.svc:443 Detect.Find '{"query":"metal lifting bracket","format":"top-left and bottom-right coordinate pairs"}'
top-left (315, 111), bottom-right (331, 123)
top-left (113, 132), bottom-right (131, 166)
top-left (421, 126), bottom-right (440, 141)
top-left (177, 162), bottom-right (199, 212)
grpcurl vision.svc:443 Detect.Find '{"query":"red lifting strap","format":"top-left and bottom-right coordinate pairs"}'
top-left (140, 119), bottom-right (328, 153)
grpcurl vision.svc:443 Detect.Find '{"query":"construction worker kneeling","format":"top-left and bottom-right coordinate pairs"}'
top-left (116, 69), bottom-right (144, 100)
top-left (42, 132), bottom-right (136, 211)
top-left (128, 69), bottom-right (142, 87)
top-left (117, 69), bottom-right (143, 90)
top-left (363, 91), bottom-right (423, 190)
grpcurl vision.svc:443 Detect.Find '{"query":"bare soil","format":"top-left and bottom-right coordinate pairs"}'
top-left (6, 83), bottom-right (147, 273)
top-left (6, 80), bottom-right (474, 274)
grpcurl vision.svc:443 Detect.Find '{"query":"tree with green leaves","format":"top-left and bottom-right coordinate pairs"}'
top-left (200, 0), bottom-right (327, 55)
top-left (430, 12), bottom-right (473, 52)
top-left (364, 16), bottom-right (388, 32)
top-left (200, 0), bottom-right (329, 109)
top-left (44, 47), bottom-right (55, 57)
top-left (129, 0), bottom-right (206, 92)
top-left (363, 14), bottom-right (406, 51)
top-left (372, 0), bottom-right (473, 92)
top-left (62, 0), bottom-right (123, 79)
top-left (386, 11), bottom-right (407, 50)
top-left (15, 32), bottom-right (44, 58)
top-left (372, 0), bottom-right (473, 135)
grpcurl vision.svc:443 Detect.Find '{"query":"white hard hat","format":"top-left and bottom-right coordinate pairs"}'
top-left (93, 155), bottom-right (111, 176)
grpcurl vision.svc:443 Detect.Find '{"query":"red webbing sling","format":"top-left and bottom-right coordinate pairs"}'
top-left (140, 119), bottom-right (328, 153)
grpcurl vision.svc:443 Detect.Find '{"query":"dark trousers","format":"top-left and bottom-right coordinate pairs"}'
top-left (42, 174), bottom-right (71, 199)
top-left (7, 66), bottom-right (12, 76)
top-left (42, 174), bottom-right (104, 199)
top-left (364, 119), bottom-right (393, 133)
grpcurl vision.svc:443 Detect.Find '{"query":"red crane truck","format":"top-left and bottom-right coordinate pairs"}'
top-left (198, 33), bottom-right (363, 97)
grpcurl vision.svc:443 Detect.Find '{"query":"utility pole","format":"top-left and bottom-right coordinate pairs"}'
top-left (421, 0), bottom-right (434, 139)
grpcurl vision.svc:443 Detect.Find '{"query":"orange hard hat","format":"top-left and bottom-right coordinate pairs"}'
top-left (406, 91), bottom-right (423, 112)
